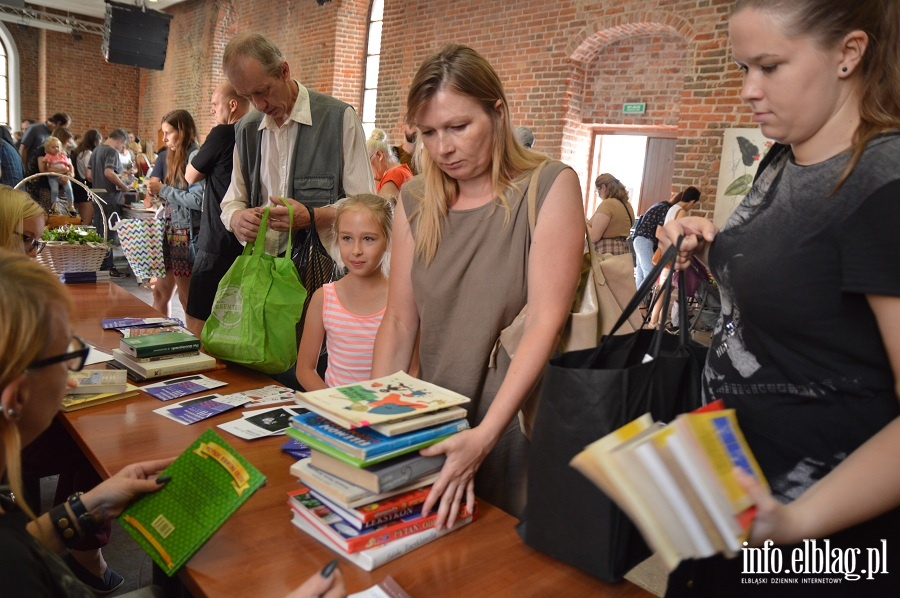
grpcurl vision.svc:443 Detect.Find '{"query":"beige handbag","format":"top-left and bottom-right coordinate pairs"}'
top-left (588, 237), bottom-right (643, 336)
top-left (488, 161), bottom-right (600, 437)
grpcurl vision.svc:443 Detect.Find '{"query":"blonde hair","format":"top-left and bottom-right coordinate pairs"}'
top-left (332, 194), bottom-right (393, 277)
top-left (140, 139), bottom-right (157, 165)
top-left (0, 250), bottom-right (74, 520)
top-left (405, 44), bottom-right (545, 264)
top-left (0, 187), bottom-right (44, 253)
top-left (42, 136), bottom-right (62, 152)
top-left (366, 129), bottom-right (396, 161)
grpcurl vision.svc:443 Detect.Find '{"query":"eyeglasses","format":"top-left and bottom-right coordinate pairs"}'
top-left (27, 336), bottom-right (90, 372)
top-left (21, 234), bottom-right (47, 255)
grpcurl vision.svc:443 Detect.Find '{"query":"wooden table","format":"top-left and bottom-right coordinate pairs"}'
top-left (61, 282), bottom-right (653, 597)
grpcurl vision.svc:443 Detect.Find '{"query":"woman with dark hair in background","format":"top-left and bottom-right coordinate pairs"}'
top-left (71, 129), bottom-right (103, 225)
top-left (145, 110), bottom-right (203, 316)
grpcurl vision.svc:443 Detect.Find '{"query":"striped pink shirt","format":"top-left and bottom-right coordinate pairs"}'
top-left (322, 282), bottom-right (385, 387)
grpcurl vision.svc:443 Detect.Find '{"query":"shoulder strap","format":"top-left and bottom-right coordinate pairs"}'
top-left (525, 160), bottom-right (549, 235)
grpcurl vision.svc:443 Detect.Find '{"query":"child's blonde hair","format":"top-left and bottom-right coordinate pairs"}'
top-left (331, 193), bottom-right (393, 277)
top-left (42, 136), bottom-right (62, 151)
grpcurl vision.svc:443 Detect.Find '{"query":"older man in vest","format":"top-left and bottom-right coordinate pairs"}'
top-left (220, 32), bottom-right (373, 259)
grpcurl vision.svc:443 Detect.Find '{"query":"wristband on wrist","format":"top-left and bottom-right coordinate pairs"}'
top-left (49, 492), bottom-right (100, 547)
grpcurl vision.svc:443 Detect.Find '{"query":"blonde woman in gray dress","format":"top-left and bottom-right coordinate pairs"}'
top-left (372, 44), bottom-right (584, 526)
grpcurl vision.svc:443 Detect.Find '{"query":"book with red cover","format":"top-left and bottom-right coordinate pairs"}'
top-left (309, 485), bottom-right (429, 531)
top-left (288, 487), bottom-right (471, 553)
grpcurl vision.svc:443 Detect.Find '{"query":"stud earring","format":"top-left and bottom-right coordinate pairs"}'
top-left (841, 66), bottom-right (848, 73)
top-left (6, 407), bottom-right (19, 420)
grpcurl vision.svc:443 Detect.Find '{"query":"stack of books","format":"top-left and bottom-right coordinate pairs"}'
top-left (286, 371), bottom-right (475, 570)
top-left (62, 370), bottom-right (140, 411)
top-left (110, 330), bottom-right (217, 381)
top-left (570, 401), bottom-right (768, 571)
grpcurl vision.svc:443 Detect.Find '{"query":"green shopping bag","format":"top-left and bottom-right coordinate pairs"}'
top-left (201, 206), bottom-right (307, 374)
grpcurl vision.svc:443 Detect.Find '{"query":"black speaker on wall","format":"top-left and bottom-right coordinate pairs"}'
top-left (102, 1), bottom-right (173, 70)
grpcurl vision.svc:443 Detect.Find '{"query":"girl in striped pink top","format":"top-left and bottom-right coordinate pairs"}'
top-left (295, 194), bottom-right (392, 390)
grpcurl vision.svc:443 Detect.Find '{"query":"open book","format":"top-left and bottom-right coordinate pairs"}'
top-left (570, 402), bottom-right (767, 571)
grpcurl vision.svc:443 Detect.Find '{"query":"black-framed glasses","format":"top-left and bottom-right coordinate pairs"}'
top-left (27, 336), bottom-right (90, 372)
top-left (21, 234), bottom-right (47, 255)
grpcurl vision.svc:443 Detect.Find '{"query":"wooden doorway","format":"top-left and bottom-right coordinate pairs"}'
top-left (586, 129), bottom-right (677, 217)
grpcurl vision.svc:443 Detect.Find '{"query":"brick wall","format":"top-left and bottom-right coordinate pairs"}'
top-left (8, 20), bottom-right (139, 138)
top-left (9, 0), bottom-right (754, 213)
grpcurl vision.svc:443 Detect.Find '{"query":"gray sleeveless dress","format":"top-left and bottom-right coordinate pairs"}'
top-left (400, 160), bottom-right (569, 518)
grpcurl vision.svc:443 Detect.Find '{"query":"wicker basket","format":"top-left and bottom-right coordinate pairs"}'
top-left (15, 173), bottom-right (110, 274)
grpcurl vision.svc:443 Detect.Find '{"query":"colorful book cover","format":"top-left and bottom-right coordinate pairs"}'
top-left (296, 371), bottom-right (470, 430)
top-left (291, 510), bottom-right (473, 572)
top-left (309, 485), bottom-right (429, 530)
top-left (290, 412), bottom-right (469, 461)
top-left (285, 426), bottom-right (454, 469)
top-left (142, 374), bottom-right (229, 402)
top-left (119, 429), bottom-right (266, 576)
top-left (288, 487), bottom-right (471, 553)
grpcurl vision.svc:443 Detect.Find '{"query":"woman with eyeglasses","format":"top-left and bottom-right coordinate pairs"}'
top-left (0, 250), bottom-right (173, 595)
top-left (0, 185), bottom-right (148, 593)
top-left (0, 186), bottom-right (46, 258)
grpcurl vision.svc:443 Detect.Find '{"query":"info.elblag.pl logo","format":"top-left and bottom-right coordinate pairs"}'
top-left (741, 539), bottom-right (889, 585)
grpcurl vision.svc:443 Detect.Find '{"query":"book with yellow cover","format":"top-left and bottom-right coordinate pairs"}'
top-left (61, 384), bottom-right (140, 412)
top-left (118, 429), bottom-right (266, 576)
top-left (571, 404), bottom-right (766, 571)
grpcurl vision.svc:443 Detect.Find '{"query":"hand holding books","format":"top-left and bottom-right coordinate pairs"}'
top-left (419, 426), bottom-right (490, 530)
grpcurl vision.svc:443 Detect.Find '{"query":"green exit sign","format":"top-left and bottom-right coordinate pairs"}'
top-left (623, 102), bottom-right (646, 114)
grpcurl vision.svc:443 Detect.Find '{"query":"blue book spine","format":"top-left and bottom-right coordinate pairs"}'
top-left (291, 412), bottom-right (468, 461)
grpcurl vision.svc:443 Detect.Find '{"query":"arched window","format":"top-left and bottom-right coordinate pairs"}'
top-left (361, 0), bottom-right (383, 137)
top-left (0, 23), bottom-right (20, 129)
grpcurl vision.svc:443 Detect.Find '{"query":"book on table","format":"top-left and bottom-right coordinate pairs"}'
top-left (118, 429), bottom-right (266, 576)
top-left (291, 507), bottom-right (473, 572)
top-left (119, 331), bottom-right (201, 358)
top-left (290, 458), bottom-right (440, 510)
top-left (570, 402), bottom-right (767, 572)
top-left (288, 486), bottom-right (473, 554)
top-left (304, 447), bottom-right (446, 495)
top-left (308, 481), bottom-right (431, 531)
top-left (289, 411), bottom-right (469, 462)
top-left (61, 384), bottom-right (140, 412)
top-left (67, 369), bottom-right (128, 394)
top-left (109, 349), bottom-right (218, 381)
top-left (295, 371), bottom-right (470, 430)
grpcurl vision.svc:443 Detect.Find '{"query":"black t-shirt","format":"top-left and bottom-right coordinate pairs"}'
top-left (634, 200), bottom-right (669, 241)
top-left (0, 510), bottom-right (94, 597)
top-left (191, 124), bottom-right (242, 257)
top-left (706, 135), bottom-right (900, 504)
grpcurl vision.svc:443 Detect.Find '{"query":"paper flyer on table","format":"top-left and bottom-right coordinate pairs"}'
top-left (154, 393), bottom-right (249, 425)
top-left (142, 375), bottom-right (228, 401)
top-left (238, 385), bottom-right (298, 406)
top-left (218, 406), bottom-right (305, 440)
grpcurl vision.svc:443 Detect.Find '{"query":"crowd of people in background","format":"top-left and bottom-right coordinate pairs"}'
top-left (2, 0), bottom-right (899, 594)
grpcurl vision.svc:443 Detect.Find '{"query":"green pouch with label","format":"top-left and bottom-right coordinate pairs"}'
top-left (202, 206), bottom-right (307, 374)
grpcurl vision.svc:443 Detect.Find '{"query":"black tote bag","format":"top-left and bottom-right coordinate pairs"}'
top-left (291, 204), bottom-right (341, 345)
top-left (521, 241), bottom-right (708, 582)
